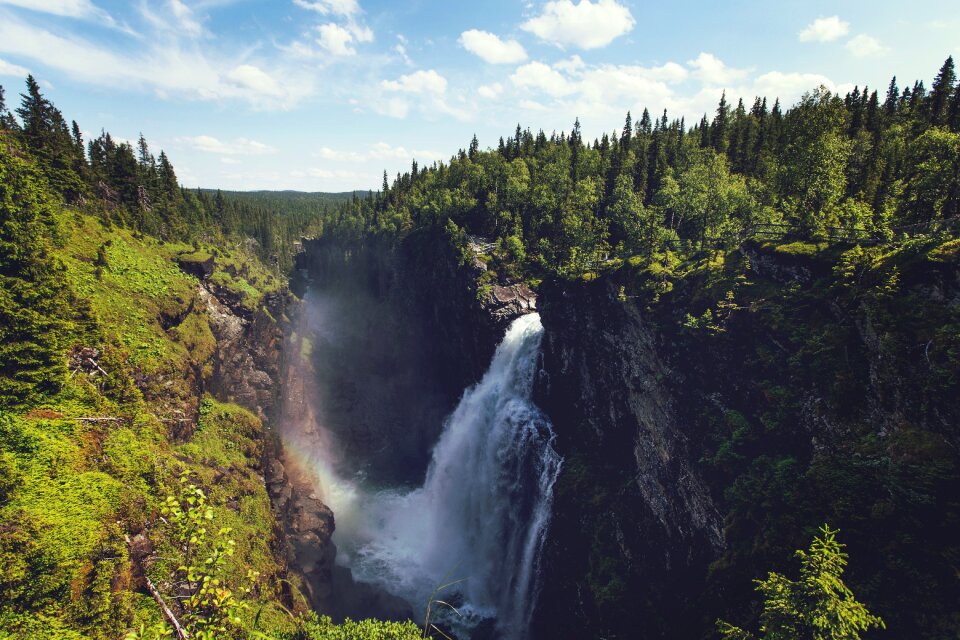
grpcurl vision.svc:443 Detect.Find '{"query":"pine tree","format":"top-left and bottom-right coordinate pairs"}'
top-left (570, 118), bottom-right (582, 182)
top-left (883, 76), bottom-right (899, 118)
top-left (711, 91), bottom-right (729, 153)
top-left (621, 111), bottom-right (632, 146)
top-left (639, 108), bottom-right (652, 135)
top-left (949, 82), bottom-right (960, 131)
top-left (15, 76), bottom-right (85, 202)
top-left (928, 56), bottom-right (956, 125)
top-left (0, 84), bottom-right (7, 129)
top-left (468, 134), bottom-right (479, 160)
top-left (699, 115), bottom-right (710, 148)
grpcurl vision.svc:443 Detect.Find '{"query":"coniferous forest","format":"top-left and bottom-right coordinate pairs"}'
top-left (1, 49), bottom-right (959, 639)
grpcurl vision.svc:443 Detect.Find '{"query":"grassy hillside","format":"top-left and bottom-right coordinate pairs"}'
top-left (0, 132), bottom-right (421, 639)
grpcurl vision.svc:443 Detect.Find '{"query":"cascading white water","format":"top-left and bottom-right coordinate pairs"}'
top-left (335, 313), bottom-right (562, 639)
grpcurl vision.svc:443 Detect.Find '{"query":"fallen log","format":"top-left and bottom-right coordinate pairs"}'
top-left (144, 575), bottom-right (190, 640)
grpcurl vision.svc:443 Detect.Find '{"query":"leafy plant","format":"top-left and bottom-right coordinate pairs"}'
top-left (717, 525), bottom-right (885, 640)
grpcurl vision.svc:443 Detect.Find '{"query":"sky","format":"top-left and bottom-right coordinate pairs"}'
top-left (0, 0), bottom-right (957, 192)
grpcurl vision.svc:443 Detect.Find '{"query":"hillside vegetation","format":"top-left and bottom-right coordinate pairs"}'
top-left (1, 52), bottom-right (959, 639)
top-left (0, 80), bottom-right (420, 638)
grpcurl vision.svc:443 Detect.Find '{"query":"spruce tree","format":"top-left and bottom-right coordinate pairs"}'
top-left (468, 134), bottom-right (479, 160)
top-left (16, 76), bottom-right (85, 201)
top-left (929, 56), bottom-right (956, 125)
top-left (0, 84), bottom-right (7, 129)
top-left (639, 108), bottom-right (652, 135)
top-left (711, 91), bottom-right (729, 153)
top-left (883, 76), bottom-right (899, 118)
top-left (717, 526), bottom-right (885, 640)
top-left (949, 82), bottom-right (960, 131)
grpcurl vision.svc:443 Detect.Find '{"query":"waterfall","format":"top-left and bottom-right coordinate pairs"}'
top-left (337, 313), bottom-right (562, 639)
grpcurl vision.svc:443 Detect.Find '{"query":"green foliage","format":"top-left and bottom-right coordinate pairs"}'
top-left (138, 473), bottom-right (259, 640)
top-left (283, 613), bottom-right (422, 640)
top-left (718, 525), bottom-right (885, 640)
top-left (0, 136), bottom-right (72, 407)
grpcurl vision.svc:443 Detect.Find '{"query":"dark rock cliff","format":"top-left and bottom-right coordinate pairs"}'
top-left (532, 278), bottom-right (723, 639)
top-left (531, 240), bottom-right (960, 639)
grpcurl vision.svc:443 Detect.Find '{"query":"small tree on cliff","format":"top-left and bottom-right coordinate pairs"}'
top-left (717, 525), bottom-right (884, 640)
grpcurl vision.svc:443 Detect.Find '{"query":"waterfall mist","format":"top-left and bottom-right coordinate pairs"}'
top-left (281, 282), bottom-right (561, 639)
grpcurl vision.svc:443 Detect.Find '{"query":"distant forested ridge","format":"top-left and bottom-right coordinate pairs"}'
top-left (1, 75), bottom-right (334, 272)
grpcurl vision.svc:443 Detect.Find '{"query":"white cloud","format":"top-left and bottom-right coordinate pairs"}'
top-left (293, 0), bottom-right (360, 17)
top-left (688, 52), bottom-right (749, 85)
top-left (478, 82), bottom-right (503, 99)
top-left (177, 135), bottom-right (277, 156)
top-left (0, 57), bottom-right (28, 77)
top-left (646, 62), bottom-right (689, 83)
top-left (169, 0), bottom-right (204, 37)
top-left (553, 55), bottom-right (586, 74)
top-left (846, 34), bottom-right (887, 58)
top-left (317, 23), bottom-right (357, 55)
top-left (0, 15), bottom-right (312, 109)
top-left (521, 0), bottom-right (635, 50)
top-left (371, 97), bottom-right (410, 119)
top-left (511, 61), bottom-right (574, 97)
top-left (576, 65), bottom-right (677, 105)
top-left (747, 71), bottom-right (843, 101)
top-left (0, 0), bottom-right (101, 19)
top-left (395, 42), bottom-right (413, 65)
top-left (459, 29), bottom-right (527, 64)
top-left (520, 99), bottom-right (548, 111)
top-left (799, 16), bottom-right (849, 43)
top-left (314, 142), bottom-right (444, 163)
top-left (293, 167), bottom-right (365, 180)
top-left (226, 64), bottom-right (284, 97)
top-left (382, 69), bottom-right (447, 95)
top-left (0, 0), bottom-right (128, 30)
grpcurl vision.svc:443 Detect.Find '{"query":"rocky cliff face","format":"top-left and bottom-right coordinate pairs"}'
top-left (200, 284), bottom-right (285, 420)
top-left (531, 240), bottom-right (960, 639)
top-left (196, 276), bottom-right (356, 620)
top-left (531, 278), bottom-right (723, 639)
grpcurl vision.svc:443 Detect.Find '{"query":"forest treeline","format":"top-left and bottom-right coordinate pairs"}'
top-left (324, 56), bottom-right (960, 282)
top-left (0, 76), bottom-right (330, 272)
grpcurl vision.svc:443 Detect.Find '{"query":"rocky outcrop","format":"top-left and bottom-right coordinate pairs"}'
top-left (263, 444), bottom-right (338, 609)
top-left (532, 277), bottom-right (723, 640)
top-left (200, 285), bottom-right (285, 419)
top-left (176, 254), bottom-right (215, 280)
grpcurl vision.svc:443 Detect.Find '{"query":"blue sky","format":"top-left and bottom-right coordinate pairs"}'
top-left (0, 0), bottom-right (957, 192)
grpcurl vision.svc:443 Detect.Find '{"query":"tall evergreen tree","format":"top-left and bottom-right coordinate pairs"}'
top-left (15, 76), bottom-right (85, 201)
top-left (928, 56), bottom-right (956, 125)
top-left (949, 81), bottom-right (960, 131)
top-left (621, 111), bottom-right (632, 146)
top-left (638, 108), bottom-right (652, 135)
top-left (883, 76), bottom-right (899, 118)
top-left (711, 91), bottom-right (730, 153)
